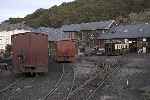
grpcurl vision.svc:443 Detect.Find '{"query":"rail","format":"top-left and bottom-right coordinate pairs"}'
top-left (41, 64), bottom-right (65, 100)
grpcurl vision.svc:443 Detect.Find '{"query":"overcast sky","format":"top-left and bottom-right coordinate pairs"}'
top-left (0, 0), bottom-right (74, 23)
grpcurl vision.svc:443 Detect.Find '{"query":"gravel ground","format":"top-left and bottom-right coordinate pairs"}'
top-left (0, 71), bottom-right (16, 90)
top-left (74, 54), bottom-right (150, 100)
top-left (0, 61), bottom-right (64, 100)
top-left (0, 54), bottom-right (150, 100)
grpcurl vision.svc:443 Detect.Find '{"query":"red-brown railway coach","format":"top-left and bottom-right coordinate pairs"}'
top-left (11, 32), bottom-right (48, 74)
top-left (55, 40), bottom-right (76, 62)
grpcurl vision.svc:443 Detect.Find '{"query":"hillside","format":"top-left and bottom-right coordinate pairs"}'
top-left (3, 0), bottom-right (150, 28)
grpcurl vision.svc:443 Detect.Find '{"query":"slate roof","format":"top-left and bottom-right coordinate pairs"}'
top-left (80, 20), bottom-right (115, 31)
top-left (48, 28), bottom-right (64, 41)
top-left (62, 24), bottom-right (81, 32)
top-left (31, 27), bottom-right (67, 41)
top-left (98, 24), bottom-right (150, 39)
top-left (0, 23), bottom-right (32, 31)
top-left (61, 20), bottom-right (115, 32)
top-left (31, 20), bottom-right (115, 41)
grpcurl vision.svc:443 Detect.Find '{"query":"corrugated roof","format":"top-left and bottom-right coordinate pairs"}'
top-left (98, 24), bottom-right (150, 39)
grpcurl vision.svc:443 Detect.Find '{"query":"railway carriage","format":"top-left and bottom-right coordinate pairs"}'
top-left (55, 40), bottom-right (76, 62)
top-left (11, 32), bottom-right (48, 74)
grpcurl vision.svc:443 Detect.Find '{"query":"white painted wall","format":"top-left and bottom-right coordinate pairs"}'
top-left (0, 29), bottom-right (30, 51)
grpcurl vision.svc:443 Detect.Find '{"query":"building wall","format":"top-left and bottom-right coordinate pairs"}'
top-left (63, 32), bottom-right (76, 40)
top-left (98, 38), bottom-right (150, 55)
top-left (102, 39), bottom-right (130, 55)
top-left (97, 39), bottom-right (105, 48)
top-left (63, 28), bottom-right (112, 54)
top-left (147, 38), bottom-right (150, 53)
top-left (48, 41), bottom-right (56, 57)
top-left (79, 30), bottom-right (108, 49)
top-left (79, 30), bottom-right (97, 48)
top-left (0, 29), bottom-right (30, 51)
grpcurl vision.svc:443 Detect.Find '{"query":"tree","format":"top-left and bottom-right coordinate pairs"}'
top-left (4, 0), bottom-right (150, 27)
top-left (4, 44), bottom-right (12, 58)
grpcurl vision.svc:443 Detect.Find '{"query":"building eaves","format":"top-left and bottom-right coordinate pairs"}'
top-left (31, 27), bottom-right (67, 41)
top-left (80, 20), bottom-right (115, 31)
top-left (62, 24), bottom-right (81, 32)
top-left (98, 24), bottom-right (150, 39)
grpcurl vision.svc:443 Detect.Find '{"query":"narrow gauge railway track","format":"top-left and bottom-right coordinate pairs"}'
top-left (41, 63), bottom-right (75, 100)
top-left (86, 62), bottom-right (122, 100)
top-left (0, 72), bottom-right (51, 100)
top-left (0, 75), bottom-right (16, 91)
top-left (0, 78), bottom-right (25, 94)
top-left (0, 63), bottom-right (64, 100)
top-left (67, 59), bottom-right (122, 100)
top-left (62, 66), bottom-right (76, 100)
top-left (0, 77), bottom-right (34, 100)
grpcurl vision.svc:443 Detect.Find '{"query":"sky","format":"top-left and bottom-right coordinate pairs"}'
top-left (0, 0), bottom-right (74, 23)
